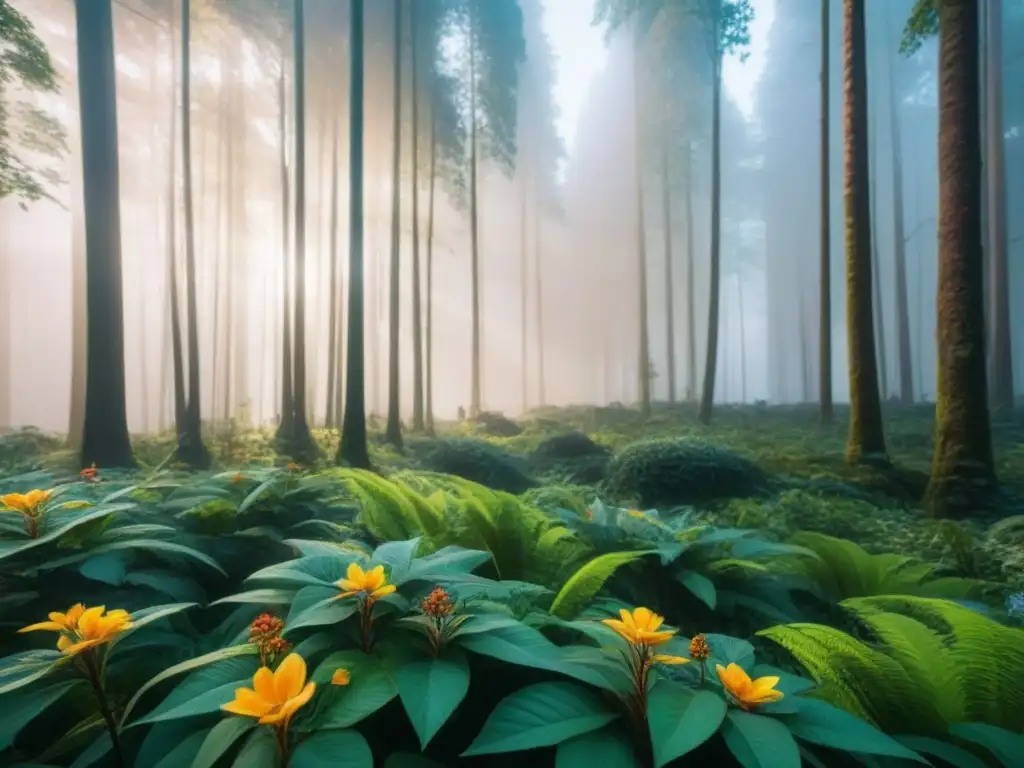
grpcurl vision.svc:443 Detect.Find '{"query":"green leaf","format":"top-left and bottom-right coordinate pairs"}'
top-left (462, 681), bottom-right (618, 757)
top-left (647, 682), bottom-right (727, 767)
top-left (127, 602), bottom-right (196, 633)
top-left (191, 718), bottom-right (255, 768)
top-left (285, 586), bottom-right (357, 633)
top-left (125, 651), bottom-right (259, 728)
top-left (307, 651), bottom-right (397, 729)
top-left (79, 552), bottom-right (129, 585)
top-left (70, 731), bottom-right (112, 768)
top-left (247, 555), bottom-right (356, 588)
top-left (895, 735), bottom-right (989, 768)
top-left (124, 569), bottom-right (206, 603)
top-left (289, 729), bottom-right (373, 768)
top-left (231, 727), bottom-right (278, 766)
top-left (721, 710), bottom-right (801, 768)
top-left (704, 634), bottom-right (756, 669)
top-left (0, 680), bottom-right (83, 751)
top-left (210, 588), bottom-right (294, 606)
top-left (152, 729), bottom-right (210, 768)
top-left (949, 722), bottom-right (1024, 768)
top-left (677, 570), bottom-right (717, 610)
top-left (403, 546), bottom-right (491, 582)
top-left (785, 698), bottom-right (928, 763)
top-left (371, 538), bottom-right (422, 583)
top-left (395, 649), bottom-right (471, 749)
top-left (556, 726), bottom-right (641, 768)
top-left (549, 551), bottom-right (653, 620)
top-left (0, 507), bottom-right (114, 563)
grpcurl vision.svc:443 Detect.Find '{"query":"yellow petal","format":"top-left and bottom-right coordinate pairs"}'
top-left (19, 621), bottom-right (65, 634)
top-left (252, 666), bottom-right (276, 702)
top-left (57, 635), bottom-right (72, 652)
top-left (345, 562), bottom-right (365, 584)
top-left (653, 654), bottom-right (691, 665)
top-left (633, 607), bottom-right (662, 632)
top-left (258, 709), bottom-right (287, 725)
top-left (364, 565), bottom-right (387, 590)
top-left (223, 687), bottom-right (274, 718)
top-left (370, 584), bottom-right (397, 601)
top-left (277, 681), bottom-right (316, 725)
top-left (76, 606), bottom-right (106, 638)
top-left (336, 580), bottom-right (360, 593)
top-left (331, 668), bottom-right (351, 686)
top-left (618, 609), bottom-right (637, 630)
top-left (60, 637), bottom-right (104, 656)
top-left (335, 589), bottom-right (358, 600)
top-left (601, 618), bottom-right (635, 643)
top-left (273, 653), bottom-right (307, 702)
top-left (748, 676), bottom-right (780, 697)
top-left (65, 604), bottom-right (87, 625)
top-left (1, 493), bottom-right (29, 512)
top-left (717, 663), bottom-right (753, 696)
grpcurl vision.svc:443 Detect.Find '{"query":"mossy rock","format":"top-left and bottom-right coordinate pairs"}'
top-left (532, 431), bottom-right (610, 461)
top-left (470, 411), bottom-right (524, 437)
top-left (413, 437), bottom-right (536, 494)
top-left (605, 438), bottom-right (770, 507)
top-left (530, 431), bottom-right (612, 483)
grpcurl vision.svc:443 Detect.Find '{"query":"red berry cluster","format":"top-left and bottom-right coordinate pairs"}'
top-left (421, 587), bottom-right (455, 618)
top-left (249, 613), bottom-right (291, 663)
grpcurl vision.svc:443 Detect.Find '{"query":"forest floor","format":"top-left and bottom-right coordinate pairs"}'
top-left (3, 401), bottom-right (1024, 594)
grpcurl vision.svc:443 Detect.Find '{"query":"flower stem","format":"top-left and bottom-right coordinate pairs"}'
top-left (275, 725), bottom-right (290, 765)
top-left (82, 652), bottom-right (125, 767)
top-left (360, 599), bottom-right (374, 653)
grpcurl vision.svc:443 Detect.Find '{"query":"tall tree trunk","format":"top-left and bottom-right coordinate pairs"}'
top-left (385, 0), bottom-right (404, 448)
top-left (869, 140), bottom-right (889, 400)
top-left (684, 144), bottom-right (696, 402)
top-left (885, 14), bottom-right (913, 405)
top-left (165, 12), bottom-right (186, 436)
top-left (179, 0), bottom-right (210, 467)
top-left (425, 110), bottom-right (437, 434)
top-left (276, 52), bottom-right (294, 439)
top-left (519, 172), bottom-right (529, 413)
top-left (632, 17), bottom-right (651, 417)
top-left (290, 0), bottom-right (317, 458)
top-left (927, 0), bottom-right (996, 516)
top-left (661, 143), bottom-right (676, 403)
top-left (842, 0), bottom-right (887, 464)
top-left (535, 196), bottom-right (546, 406)
top-left (819, 0), bottom-right (833, 424)
top-left (985, 0), bottom-right (1013, 410)
top-left (75, 0), bottom-right (134, 469)
top-left (68, 129), bottom-right (87, 445)
top-left (232, 42), bottom-right (249, 424)
top-left (410, 1), bottom-right (425, 431)
top-left (468, 0), bottom-right (482, 418)
top-left (212, 72), bottom-right (226, 422)
top-left (0, 208), bottom-right (9, 428)
top-left (326, 90), bottom-right (341, 428)
top-left (698, 54), bottom-right (724, 425)
top-left (737, 276), bottom-right (747, 402)
top-left (339, 0), bottom-right (371, 468)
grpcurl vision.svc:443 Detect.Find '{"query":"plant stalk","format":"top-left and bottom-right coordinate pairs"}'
top-left (82, 651), bottom-right (124, 767)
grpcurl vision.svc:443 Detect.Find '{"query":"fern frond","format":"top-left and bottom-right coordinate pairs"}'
top-left (549, 550), bottom-right (654, 620)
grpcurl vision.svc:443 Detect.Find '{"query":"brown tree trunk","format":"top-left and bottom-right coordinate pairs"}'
top-left (819, 0), bottom-right (833, 424)
top-left (468, 0), bottom-right (482, 417)
top-left (632, 17), bottom-right (651, 417)
top-left (662, 143), bottom-right (676, 403)
top-left (326, 89), bottom-right (341, 428)
top-left (520, 172), bottom-right (529, 413)
top-left (425, 111), bottom-right (437, 434)
top-left (410, 0), bottom-right (425, 432)
top-left (842, 0), bottom-right (887, 464)
top-left (684, 144), bottom-right (696, 402)
top-left (698, 57), bottom-right (724, 424)
top-left (276, 50), bottom-right (294, 440)
top-left (927, 0), bottom-right (996, 517)
top-left (385, 0), bottom-right (404, 449)
top-left (535, 196), bottom-right (546, 406)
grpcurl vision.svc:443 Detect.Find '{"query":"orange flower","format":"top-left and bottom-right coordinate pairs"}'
top-left (286, 462), bottom-right (301, 472)
top-left (689, 634), bottom-right (711, 661)
top-left (421, 587), bottom-right (455, 618)
top-left (335, 563), bottom-right (397, 603)
top-left (716, 663), bottom-right (784, 710)
top-left (603, 607), bottom-right (677, 648)
top-left (331, 668), bottom-right (351, 686)
top-left (2, 489), bottom-right (53, 517)
top-left (222, 653), bottom-right (315, 727)
top-left (20, 604), bottom-right (133, 657)
top-left (80, 464), bottom-right (98, 481)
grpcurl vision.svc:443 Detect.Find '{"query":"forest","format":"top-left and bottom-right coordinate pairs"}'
top-left (0, 0), bottom-right (1022, 766)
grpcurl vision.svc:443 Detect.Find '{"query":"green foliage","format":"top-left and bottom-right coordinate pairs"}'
top-left (0, 0), bottom-right (66, 205)
top-left (900, 0), bottom-right (939, 55)
top-left (786, 531), bottom-right (996, 603)
top-left (759, 595), bottom-right (1024, 756)
top-left (414, 437), bottom-right (537, 493)
top-left (606, 438), bottom-right (770, 507)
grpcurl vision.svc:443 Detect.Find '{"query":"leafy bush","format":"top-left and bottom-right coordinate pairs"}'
top-left (412, 438), bottom-right (537, 494)
top-left (606, 439), bottom-right (770, 507)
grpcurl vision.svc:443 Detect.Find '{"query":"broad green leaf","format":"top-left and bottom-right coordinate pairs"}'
top-left (949, 722), bottom-right (1024, 768)
top-left (383, 754), bottom-right (446, 768)
top-left (151, 729), bottom-right (210, 768)
top-left (285, 586), bottom-right (356, 633)
top-left (677, 570), bottom-right (717, 610)
top-left (786, 698), bottom-right (928, 763)
top-left (395, 650), bottom-right (471, 749)
top-left (895, 735), bottom-right (988, 768)
top-left (556, 726), bottom-right (642, 768)
top-left (647, 682), bottom-right (727, 767)
top-left (191, 717), bottom-right (255, 768)
top-left (231, 727), bottom-right (278, 766)
top-left (0, 507), bottom-right (114, 563)
top-left (371, 538), bottom-right (422, 583)
top-left (549, 551), bottom-right (653, 620)
top-left (127, 602), bottom-right (196, 633)
top-left (306, 651), bottom-right (397, 729)
top-left (125, 569), bottom-right (206, 603)
top-left (123, 649), bottom-right (258, 727)
top-left (289, 729), bottom-right (373, 768)
top-left (247, 555), bottom-right (355, 588)
top-left (69, 730), bottom-right (112, 768)
top-left (0, 680), bottom-right (83, 751)
top-left (79, 552), bottom-right (129, 585)
top-left (210, 588), bottom-right (294, 606)
top-left (704, 634), bottom-right (756, 669)
top-left (462, 681), bottom-right (617, 756)
top-left (403, 546), bottom-right (491, 582)
top-left (0, 660), bottom-right (59, 695)
top-left (722, 710), bottom-right (801, 768)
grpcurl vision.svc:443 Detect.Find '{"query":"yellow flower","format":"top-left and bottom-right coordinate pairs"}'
top-left (335, 563), bottom-right (397, 602)
top-left (627, 509), bottom-right (647, 519)
top-left (20, 604), bottom-right (133, 656)
top-left (222, 653), bottom-right (316, 727)
top-left (1, 489), bottom-right (53, 517)
top-left (716, 663), bottom-right (784, 710)
top-left (331, 668), bottom-right (351, 686)
top-left (602, 607), bottom-right (678, 648)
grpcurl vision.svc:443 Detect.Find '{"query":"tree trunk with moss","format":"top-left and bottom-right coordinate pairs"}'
top-left (842, 0), bottom-right (887, 464)
top-left (926, 0), bottom-right (996, 517)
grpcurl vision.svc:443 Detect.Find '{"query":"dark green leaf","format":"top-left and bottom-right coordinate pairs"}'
top-left (647, 682), bottom-right (727, 767)
top-left (677, 570), bottom-right (717, 610)
top-left (289, 729), bottom-right (373, 768)
top-left (949, 722), bottom-right (1024, 768)
top-left (556, 726), bottom-right (641, 768)
top-left (722, 710), bottom-right (801, 768)
top-left (895, 735), bottom-right (988, 768)
top-left (462, 681), bottom-right (617, 756)
top-left (191, 718), bottom-right (255, 768)
top-left (306, 651), bottom-right (397, 729)
top-left (79, 552), bottom-right (129, 585)
top-left (0, 680), bottom-right (83, 751)
top-left (786, 699), bottom-right (928, 763)
top-left (395, 649), bottom-right (471, 749)
top-left (231, 727), bottom-right (278, 766)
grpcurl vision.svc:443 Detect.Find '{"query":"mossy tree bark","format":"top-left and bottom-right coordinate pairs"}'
top-left (338, 0), bottom-right (372, 469)
top-left (75, 0), bottom-right (135, 468)
top-left (841, 0), bottom-right (887, 464)
top-left (926, 0), bottom-right (996, 518)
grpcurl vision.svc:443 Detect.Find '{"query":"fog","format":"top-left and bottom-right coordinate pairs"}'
top-left (2, 0), bottom-right (1022, 437)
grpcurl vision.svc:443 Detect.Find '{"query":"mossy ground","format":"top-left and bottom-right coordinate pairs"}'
top-left (4, 401), bottom-right (1024, 593)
